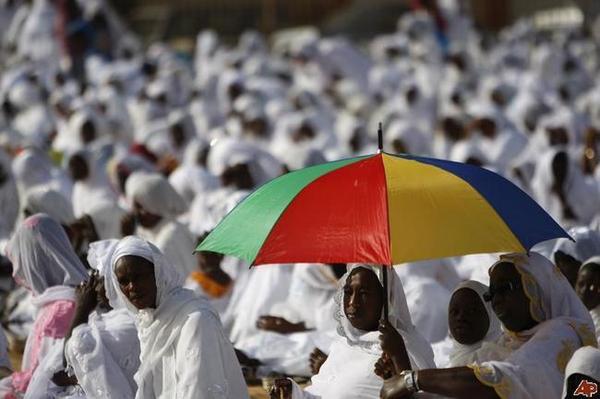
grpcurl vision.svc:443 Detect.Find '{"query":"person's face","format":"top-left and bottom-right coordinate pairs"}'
top-left (576, 264), bottom-right (600, 310)
top-left (392, 138), bottom-right (408, 154)
top-left (220, 163), bottom-right (254, 190)
top-left (449, 288), bottom-right (490, 345)
top-left (68, 154), bottom-right (89, 181)
top-left (80, 120), bottom-right (96, 144)
top-left (343, 268), bottom-right (383, 331)
top-left (196, 251), bottom-right (224, 273)
top-left (555, 250), bottom-right (581, 288)
top-left (170, 123), bottom-right (186, 148)
top-left (478, 118), bottom-right (496, 139)
top-left (114, 255), bottom-right (157, 309)
top-left (487, 262), bottom-right (538, 332)
top-left (133, 201), bottom-right (162, 229)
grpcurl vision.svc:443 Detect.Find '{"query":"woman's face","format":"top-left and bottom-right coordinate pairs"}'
top-left (114, 255), bottom-right (157, 309)
top-left (488, 262), bottom-right (538, 332)
top-left (576, 264), bottom-right (600, 310)
top-left (554, 250), bottom-right (581, 288)
top-left (343, 268), bottom-right (383, 331)
top-left (133, 201), bottom-right (162, 229)
top-left (448, 288), bottom-right (490, 345)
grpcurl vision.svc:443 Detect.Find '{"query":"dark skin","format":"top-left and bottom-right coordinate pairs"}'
top-left (80, 120), bottom-right (96, 144)
top-left (221, 163), bottom-right (255, 190)
top-left (555, 250), bottom-right (582, 289)
top-left (196, 249), bottom-right (232, 287)
top-left (114, 255), bottom-right (157, 310)
top-left (551, 151), bottom-right (576, 221)
top-left (68, 154), bottom-right (89, 182)
top-left (271, 268), bottom-right (397, 398)
top-left (309, 348), bottom-right (327, 375)
top-left (449, 288), bottom-right (490, 345)
top-left (575, 263), bottom-right (600, 310)
top-left (53, 271), bottom-right (108, 387)
top-left (132, 200), bottom-right (162, 229)
top-left (380, 262), bottom-right (537, 399)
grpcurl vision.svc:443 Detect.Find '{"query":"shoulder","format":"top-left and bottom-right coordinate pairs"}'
top-left (38, 300), bottom-right (76, 338)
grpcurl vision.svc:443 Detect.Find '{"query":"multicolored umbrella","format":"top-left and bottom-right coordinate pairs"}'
top-left (196, 149), bottom-right (569, 267)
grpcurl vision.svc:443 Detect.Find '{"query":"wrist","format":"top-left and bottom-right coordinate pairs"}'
top-left (399, 370), bottom-right (419, 394)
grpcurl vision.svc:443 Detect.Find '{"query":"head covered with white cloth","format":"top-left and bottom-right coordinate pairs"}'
top-left (335, 264), bottom-right (435, 367)
top-left (7, 213), bottom-right (87, 297)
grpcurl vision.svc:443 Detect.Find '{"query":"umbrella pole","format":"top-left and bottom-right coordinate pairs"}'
top-left (382, 265), bottom-right (389, 321)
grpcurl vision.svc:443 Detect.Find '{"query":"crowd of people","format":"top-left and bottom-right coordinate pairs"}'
top-left (1, 0), bottom-right (600, 398)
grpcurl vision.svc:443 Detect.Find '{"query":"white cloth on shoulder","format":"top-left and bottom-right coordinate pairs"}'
top-left (102, 236), bottom-right (248, 399)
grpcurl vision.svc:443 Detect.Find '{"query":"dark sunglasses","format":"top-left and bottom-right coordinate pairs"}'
top-left (483, 281), bottom-right (519, 302)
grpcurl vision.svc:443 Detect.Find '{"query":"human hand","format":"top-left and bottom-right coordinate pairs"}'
top-left (374, 352), bottom-right (395, 380)
top-left (256, 316), bottom-right (307, 334)
top-left (75, 271), bottom-right (99, 315)
top-left (380, 373), bottom-right (413, 399)
top-left (268, 378), bottom-right (292, 399)
top-left (309, 347), bottom-right (328, 375)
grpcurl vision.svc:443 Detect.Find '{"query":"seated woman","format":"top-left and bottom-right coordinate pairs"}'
top-left (575, 256), bottom-right (600, 345)
top-left (104, 235), bottom-right (248, 398)
top-left (562, 346), bottom-right (600, 399)
top-left (381, 252), bottom-right (596, 399)
top-left (0, 214), bottom-right (87, 397)
top-left (52, 239), bottom-right (141, 398)
top-left (270, 264), bottom-right (435, 399)
top-left (433, 280), bottom-right (504, 367)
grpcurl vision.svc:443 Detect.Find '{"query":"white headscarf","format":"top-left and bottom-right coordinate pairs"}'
top-left (448, 280), bottom-right (503, 367)
top-left (7, 213), bottom-right (87, 296)
top-left (553, 226), bottom-right (600, 263)
top-left (562, 346), bottom-right (600, 398)
top-left (492, 252), bottom-right (593, 328)
top-left (86, 202), bottom-right (127, 240)
top-left (335, 264), bottom-right (435, 368)
top-left (125, 172), bottom-right (186, 219)
top-left (23, 187), bottom-right (75, 226)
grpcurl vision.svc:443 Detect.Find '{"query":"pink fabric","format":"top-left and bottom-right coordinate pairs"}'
top-left (9, 300), bottom-right (76, 395)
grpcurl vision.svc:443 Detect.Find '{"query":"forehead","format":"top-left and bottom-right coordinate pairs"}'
top-left (580, 264), bottom-right (600, 278)
top-left (345, 268), bottom-right (381, 288)
top-left (450, 287), bottom-right (482, 306)
top-left (115, 255), bottom-right (154, 274)
top-left (490, 261), bottom-right (520, 283)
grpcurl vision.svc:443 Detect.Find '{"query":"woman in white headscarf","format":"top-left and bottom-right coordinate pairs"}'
top-left (271, 264), bottom-right (435, 399)
top-left (12, 147), bottom-right (72, 202)
top-left (432, 280), bottom-right (505, 368)
top-left (531, 149), bottom-right (600, 228)
top-left (125, 172), bottom-right (197, 276)
top-left (562, 346), bottom-right (600, 399)
top-left (104, 236), bottom-right (248, 399)
top-left (54, 239), bottom-right (141, 399)
top-left (576, 256), bottom-right (600, 345)
top-left (381, 252), bottom-right (596, 399)
top-left (67, 150), bottom-right (118, 218)
top-left (23, 187), bottom-right (75, 227)
top-left (0, 214), bottom-right (87, 398)
top-left (553, 226), bottom-right (600, 288)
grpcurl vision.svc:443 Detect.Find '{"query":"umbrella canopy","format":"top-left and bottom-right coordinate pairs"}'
top-left (196, 152), bottom-right (569, 266)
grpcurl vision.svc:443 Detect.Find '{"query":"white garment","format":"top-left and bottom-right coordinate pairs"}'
top-left (444, 281), bottom-right (505, 367)
top-left (137, 219), bottom-right (198, 277)
top-left (8, 213), bottom-right (87, 295)
top-left (562, 346), bottom-right (600, 398)
top-left (99, 236), bottom-right (248, 399)
top-left (0, 149), bottom-right (19, 240)
top-left (290, 264), bottom-right (435, 399)
top-left (70, 151), bottom-right (117, 218)
top-left (23, 187), bottom-right (75, 226)
top-left (87, 202), bottom-right (127, 240)
top-left (65, 309), bottom-right (140, 399)
top-left (553, 226), bottom-right (600, 263)
top-left (125, 172), bottom-right (186, 219)
top-left (471, 252), bottom-right (596, 399)
top-left (591, 305), bottom-right (600, 347)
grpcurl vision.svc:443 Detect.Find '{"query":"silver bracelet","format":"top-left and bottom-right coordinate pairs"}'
top-left (413, 370), bottom-right (420, 391)
top-left (401, 370), bottom-right (418, 394)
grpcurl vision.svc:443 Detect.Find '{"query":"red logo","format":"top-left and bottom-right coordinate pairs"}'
top-left (574, 379), bottom-right (598, 398)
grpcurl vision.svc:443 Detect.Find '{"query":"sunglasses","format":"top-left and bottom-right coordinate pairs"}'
top-left (483, 281), bottom-right (519, 302)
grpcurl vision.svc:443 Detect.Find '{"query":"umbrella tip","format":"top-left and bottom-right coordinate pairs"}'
top-left (377, 122), bottom-right (383, 153)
